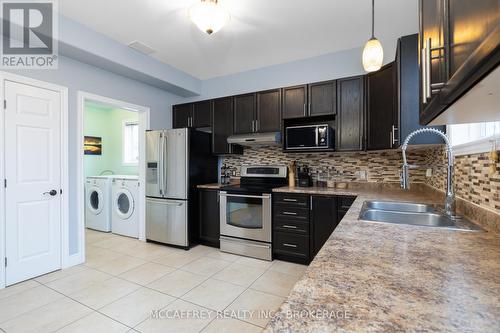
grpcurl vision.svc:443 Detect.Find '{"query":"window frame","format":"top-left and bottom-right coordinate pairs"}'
top-left (122, 119), bottom-right (139, 166)
top-left (447, 122), bottom-right (500, 156)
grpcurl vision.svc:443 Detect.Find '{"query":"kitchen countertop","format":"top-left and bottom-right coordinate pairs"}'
top-left (265, 184), bottom-right (500, 332)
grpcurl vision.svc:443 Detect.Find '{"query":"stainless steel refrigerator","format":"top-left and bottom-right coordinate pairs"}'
top-left (145, 128), bottom-right (218, 248)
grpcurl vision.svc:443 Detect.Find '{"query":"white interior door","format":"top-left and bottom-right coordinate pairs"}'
top-left (4, 80), bottom-right (62, 285)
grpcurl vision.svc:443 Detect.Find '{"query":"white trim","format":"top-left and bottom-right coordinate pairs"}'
top-left (451, 136), bottom-right (499, 156)
top-left (77, 92), bottom-right (150, 258)
top-left (0, 71), bottom-right (69, 288)
top-left (121, 119), bottom-right (140, 167)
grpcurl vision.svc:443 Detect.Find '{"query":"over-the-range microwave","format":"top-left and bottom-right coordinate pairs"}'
top-left (285, 124), bottom-right (334, 150)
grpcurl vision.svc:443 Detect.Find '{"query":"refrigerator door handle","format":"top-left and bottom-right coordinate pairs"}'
top-left (158, 133), bottom-right (163, 196)
top-left (163, 133), bottom-right (168, 195)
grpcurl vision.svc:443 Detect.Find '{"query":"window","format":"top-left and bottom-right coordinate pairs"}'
top-left (448, 121), bottom-right (500, 155)
top-left (122, 121), bottom-right (139, 165)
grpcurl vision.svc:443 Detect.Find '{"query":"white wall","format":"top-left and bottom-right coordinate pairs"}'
top-left (5, 55), bottom-right (182, 255)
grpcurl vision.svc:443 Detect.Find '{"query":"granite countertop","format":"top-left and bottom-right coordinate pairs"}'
top-left (265, 185), bottom-right (500, 332)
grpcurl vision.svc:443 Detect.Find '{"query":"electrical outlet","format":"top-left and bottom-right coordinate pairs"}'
top-left (426, 168), bottom-right (433, 177)
top-left (356, 170), bottom-right (367, 180)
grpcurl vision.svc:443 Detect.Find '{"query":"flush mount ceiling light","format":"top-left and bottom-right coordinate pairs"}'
top-left (189, 0), bottom-right (230, 35)
top-left (362, 0), bottom-right (384, 72)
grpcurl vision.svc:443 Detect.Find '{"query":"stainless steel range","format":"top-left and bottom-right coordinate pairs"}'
top-left (219, 165), bottom-right (287, 261)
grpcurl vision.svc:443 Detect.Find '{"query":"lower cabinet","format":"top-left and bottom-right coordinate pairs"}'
top-left (310, 196), bottom-right (338, 259)
top-left (272, 193), bottom-right (355, 264)
top-left (197, 189), bottom-right (220, 248)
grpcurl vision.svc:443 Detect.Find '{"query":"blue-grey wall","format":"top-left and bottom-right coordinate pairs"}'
top-left (6, 54), bottom-right (182, 255)
top-left (183, 45), bottom-right (396, 102)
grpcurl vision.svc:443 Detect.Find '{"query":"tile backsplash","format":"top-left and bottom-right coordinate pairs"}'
top-left (222, 146), bottom-right (434, 183)
top-left (222, 145), bottom-right (499, 213)
top-left (426, 148), bottom-right (499, 212)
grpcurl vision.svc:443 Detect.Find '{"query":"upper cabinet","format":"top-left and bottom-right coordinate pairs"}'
top-left (282, 85), bottom-right (308, 119)
top-left (308, 81), bottom-right (337, 117)
top-left (367, 62), bottom-right (397, 150)
top-left (419, 0), bottom-right (500, 125)
top-left (192, 101), bottom-right (212, 128)
top-left (336, 76), bottom-right (365, 151)
top-left (172, 103), bottom-right (192, 128)
top-left (173, 101), bottom-right (211, 128)
top-left (283, 82), bottom-right (336, 119)
top-left (233, 93), bottom-right (256, 134)
top-left (212, 97), bottom-right (242, 155)
top-left (397, 34), bottom-right (445, 144)
top-left (256, 89), bottom-right (282, 132)
top-left (233, 89), bottom-right (282, 134)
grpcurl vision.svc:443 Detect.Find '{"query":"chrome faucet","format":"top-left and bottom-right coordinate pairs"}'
top-left (401, 128), bottom-right (456, 218)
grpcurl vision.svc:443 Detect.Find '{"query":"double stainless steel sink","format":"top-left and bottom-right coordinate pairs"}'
top-left (359, 201), bottom-right (483, 231)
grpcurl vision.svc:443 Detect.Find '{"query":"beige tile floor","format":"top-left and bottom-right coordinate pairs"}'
top-left (0, 229), bottom-right (307, 333)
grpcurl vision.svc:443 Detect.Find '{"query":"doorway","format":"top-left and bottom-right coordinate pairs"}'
top-left (0, 73), bottom-right (69, 287)
top-left (77, 92), bottom-right (150, 262)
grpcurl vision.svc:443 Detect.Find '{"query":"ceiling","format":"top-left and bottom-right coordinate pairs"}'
top-left (60, 0), bottom-right (418, 80)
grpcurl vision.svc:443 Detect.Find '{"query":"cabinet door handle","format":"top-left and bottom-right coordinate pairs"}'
top-left (425, 38), bottom-right (432, 100)
top-left (392, 125), bottom-right (398, 146)
top-left (282, 225), bottom-right (298, 229)
top-left (422, 46), bottom-right (427, 104)
top-left (255, 120), bottom-right (259, 132)
top-left (283, 198), bottom-right (298, 202)
top-left (283, 243), bottom-right (298, 248)
top-left (303, 103), bottom-right (306, 116)
top-left (282, 211), bottom-right (298, 216)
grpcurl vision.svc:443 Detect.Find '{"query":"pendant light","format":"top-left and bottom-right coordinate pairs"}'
top-left (189, 0), bottom-right (230, 35)
top-left (362, 0), bottom-right (384, 72)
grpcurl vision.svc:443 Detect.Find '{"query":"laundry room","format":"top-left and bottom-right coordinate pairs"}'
top-left (84, 99), bottom-right (141, 239)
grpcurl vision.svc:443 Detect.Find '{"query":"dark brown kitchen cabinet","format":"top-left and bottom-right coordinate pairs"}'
top-left (233, 93), bottom-right (256, 134)
top-left (192, 101), bottom-right (212, 128)
top-left (336, 76), bottom-right (365, 151)
top-left (367, 62), bottom-right (397, 150)
top-left (273, 193), bottom-right (355, 264)
top-left (420, 0), bottom-right (448, 108)
top-left (256, 89), bottom-right (281, 132)
top-left (233, 90), bottom-right (282, 134)
top-left (448, 0), bottom-right (499, 77)
top-left (308, 80), bottom-right (337, 116)
top-left (173, 101), bottom-right (211, 128)
top-left (282, 82), bottom-right (336, 119)
top-left (397, 34), bottom-right (445, 145)
top-left (173, 103), bottom-right (192, 128)
top-left (212, 97), bottom-right (243, 155)
top-left (419, 0), bottom-right (500, 125)
top-left (282, 85), bottom-right (308, 119)
top-left (197, 189), bottom-right (220, 247)
top-left (310, 196), bottom-right (338, 258)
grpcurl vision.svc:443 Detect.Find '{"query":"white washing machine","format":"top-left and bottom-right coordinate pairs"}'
top-left (85, 176), bottom-right (112, 232)
top-left (111, 176), bottom-right (140, 238)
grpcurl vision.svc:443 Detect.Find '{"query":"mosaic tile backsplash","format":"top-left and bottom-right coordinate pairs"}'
top-left (222, 145), bottom-right (499, 212)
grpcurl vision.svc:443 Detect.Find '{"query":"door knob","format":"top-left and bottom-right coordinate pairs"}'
top-left (43, 190), bottom-right (58, 196)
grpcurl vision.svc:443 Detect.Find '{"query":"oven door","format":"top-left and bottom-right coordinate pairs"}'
top-left (219, 192), bottom-right (271, 243)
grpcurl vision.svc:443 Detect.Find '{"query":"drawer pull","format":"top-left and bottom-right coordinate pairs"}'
top-left (283, 198), bottom-right (298, 202)
top-left (282, 211), bottom-right (298, 216)
top-left (282, 225), bottom-right (298, 229)
top-left (283, 243), bottom-right (298, 248)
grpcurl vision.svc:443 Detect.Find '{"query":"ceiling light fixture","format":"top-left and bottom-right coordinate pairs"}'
top-left (362, 0), bottom-right (384, 72)
top-left (189, 0), bottom-right (230, 35)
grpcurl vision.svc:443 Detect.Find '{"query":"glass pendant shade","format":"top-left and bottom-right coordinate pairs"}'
top-left (189, 0), bottom-right (230, 35)
top-left (362, 37), bottom-right (384, 72)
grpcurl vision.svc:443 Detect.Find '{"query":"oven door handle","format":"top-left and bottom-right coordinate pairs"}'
top-left (219, 193), bottom-right (271, 199)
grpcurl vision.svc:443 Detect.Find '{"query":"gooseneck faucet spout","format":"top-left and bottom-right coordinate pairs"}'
top-left (401, 128), bottom-right (456, 218)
